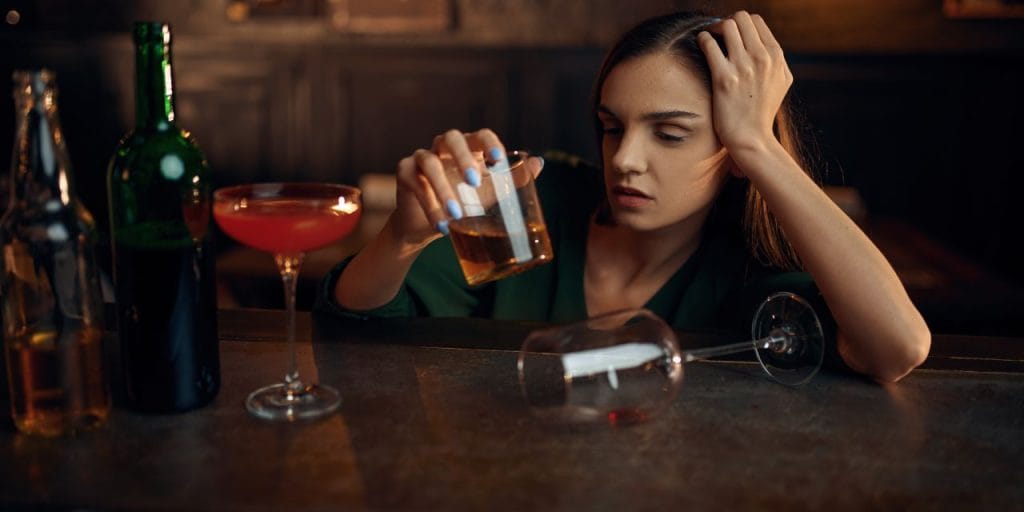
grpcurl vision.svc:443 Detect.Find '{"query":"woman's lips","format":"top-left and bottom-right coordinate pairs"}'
top-left (611, 185), bottom-right (653, 208)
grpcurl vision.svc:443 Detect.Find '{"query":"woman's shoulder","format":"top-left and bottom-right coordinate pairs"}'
top-left (535, 151), bottom-right (601, 185)
top-left (534, 151), bottom-right (604, 213)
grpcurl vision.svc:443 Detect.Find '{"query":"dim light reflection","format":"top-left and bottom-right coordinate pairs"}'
top-left (161, 25), bottom-right (174, 123)
top-left (332, 197), bottom-right (358, 214)
top-left (5, 10), bottom-right (19, 25)
top-left (226, 1), bottom-right (249, 22)
top-left (163, 61), bottom-right (174, 122)
top-left (227, 193), bottom-right (358, 213)
top-left (58, 172), bottom-right (70, 205)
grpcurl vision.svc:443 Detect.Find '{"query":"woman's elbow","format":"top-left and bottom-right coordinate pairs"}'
top-left (874, 320), bottom-right (932, 383)
top-left (839, 318), bottom-right (932, 383)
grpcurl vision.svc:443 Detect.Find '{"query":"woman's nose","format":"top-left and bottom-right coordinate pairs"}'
top-left (610, 131), bottom-right (646, 175)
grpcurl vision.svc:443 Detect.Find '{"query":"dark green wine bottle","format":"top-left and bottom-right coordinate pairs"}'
top-left (107, 22), bottom-right (219, 413)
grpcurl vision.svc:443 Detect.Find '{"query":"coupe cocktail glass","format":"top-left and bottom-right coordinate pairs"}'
top-left (517, 292), bottom-right (825, 424)
top-left (214, 183), bottom-right (361, 421)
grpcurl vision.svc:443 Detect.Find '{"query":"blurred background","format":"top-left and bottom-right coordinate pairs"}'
top-left (0, 0), bottom-right (1022, 334)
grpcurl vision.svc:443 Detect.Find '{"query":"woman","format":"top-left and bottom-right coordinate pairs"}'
top-left (319, 11), bottom-right (930, 382)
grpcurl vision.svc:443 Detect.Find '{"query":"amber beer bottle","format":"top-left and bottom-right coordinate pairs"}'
top-left (0, 70), bottom-right (111, 435)
top-left (107, 22), bottom-right (219, 412)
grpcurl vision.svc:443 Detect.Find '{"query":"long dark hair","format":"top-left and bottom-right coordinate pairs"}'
top-left (592, 11), bottom-right (811, 270)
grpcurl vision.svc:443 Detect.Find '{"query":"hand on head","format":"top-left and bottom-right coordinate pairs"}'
top-left (697, 11), bottom-right (793, 155)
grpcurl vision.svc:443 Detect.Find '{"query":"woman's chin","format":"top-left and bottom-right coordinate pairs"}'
top-left (608, 210), bottom-right (654, 231)
top-left (608, 207), bottom-right (704, 235)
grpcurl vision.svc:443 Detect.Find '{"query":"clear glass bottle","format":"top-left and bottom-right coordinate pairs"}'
top-left (107, 22), bottom-right (219, 413)
top-left (1, 70), bottom-right (111, 436)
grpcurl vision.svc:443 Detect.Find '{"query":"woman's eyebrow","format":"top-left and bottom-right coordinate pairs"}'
top-left (641, 110), bottom-right (700, 121)
top-left (597, 105), bottom-right (700, 121)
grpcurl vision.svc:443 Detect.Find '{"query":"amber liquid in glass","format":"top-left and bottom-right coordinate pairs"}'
top-left (4, 326), bottom-right (110, 436)
top-left (448, 216), bottom-right (553, 285)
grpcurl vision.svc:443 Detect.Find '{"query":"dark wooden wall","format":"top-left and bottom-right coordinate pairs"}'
top-left (1, 0), bottom-right (1023, 301)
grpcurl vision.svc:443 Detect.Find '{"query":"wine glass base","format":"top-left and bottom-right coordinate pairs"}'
top-left (752, 292), bottom-right (825, 386)
top-left (246, 382), bottom-right (341, 421)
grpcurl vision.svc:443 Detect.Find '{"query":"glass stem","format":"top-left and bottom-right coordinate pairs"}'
top-left (682, 340), bottom-right (756, 363)
top-left (275, 252), bottom-right (305, 394)
top-left (681, 332), bottom-right (788, 363)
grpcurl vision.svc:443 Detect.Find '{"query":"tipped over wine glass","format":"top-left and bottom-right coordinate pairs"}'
top-left (517, 292), bottom-right (825, 424)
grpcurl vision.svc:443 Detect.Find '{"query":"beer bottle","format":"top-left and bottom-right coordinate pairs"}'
top-left (107, 22), bottom-right (219, 413)
top-left (1, 70), bottom-right (111, 435)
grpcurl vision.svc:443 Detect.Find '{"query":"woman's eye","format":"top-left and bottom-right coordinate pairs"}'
top-left (655, 131), bottom-right (685, 142)
top-left (602, 126), bottom-right (623, 136)
top-left (655, 124), bottom-right (687, 142)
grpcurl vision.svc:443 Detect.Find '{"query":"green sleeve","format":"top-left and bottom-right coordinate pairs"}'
top-left (313, 237), bottom-right (493, 320)
top-left (404, 237), bottom-right (496, 317)
top-left (313, 256), bottom-right (418, 319)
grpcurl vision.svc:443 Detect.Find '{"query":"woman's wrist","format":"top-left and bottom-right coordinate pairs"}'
top-left (336, 216), bottom-right (432, 310)
top-left (382, 215), bottom-right (440, 260)
top-left (727, 137), bottom-right (792, 180)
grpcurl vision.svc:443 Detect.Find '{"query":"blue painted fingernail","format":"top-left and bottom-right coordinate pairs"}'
top-left (488, 147), bottom-right (504, 162)
top-left (537, 156), bottom-right (545, 170)
top-left (446, 199), bottom-right (463, 219)
top-left (465, 167), bottom-right (481, 187)
top-left (436, 219), bottom-right (450, 235)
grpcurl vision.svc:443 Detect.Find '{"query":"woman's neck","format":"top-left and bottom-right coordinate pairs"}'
top-left (583, 207), bottom-right (710, 316)
top-left (588, 209), bottom-right (707, 280)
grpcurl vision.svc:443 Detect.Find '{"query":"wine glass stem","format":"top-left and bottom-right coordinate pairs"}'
top-left (681, 332), bottom-right (788, 363)
top-left (275, 252), bottom-right (306, 394)
top-left (682, 340), bottom-right (756, 363)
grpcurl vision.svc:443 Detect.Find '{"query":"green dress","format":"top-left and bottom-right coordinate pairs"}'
top-left (316, 154), bottom-right (837, 350)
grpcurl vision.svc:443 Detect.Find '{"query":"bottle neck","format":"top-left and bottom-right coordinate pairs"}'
top-left (9, 71), bottom-right (77, 209)
top-left (134, 33), bottom-right (176, 129)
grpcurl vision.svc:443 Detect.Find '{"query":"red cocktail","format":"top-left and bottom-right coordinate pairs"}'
top-left (213, 183), bottom-right (361, 421)
top-left (214, 197), bottom-right (361, 254)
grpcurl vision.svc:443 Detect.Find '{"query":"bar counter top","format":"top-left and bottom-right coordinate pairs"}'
top-left (1, 309), bottom-right (1022, 511)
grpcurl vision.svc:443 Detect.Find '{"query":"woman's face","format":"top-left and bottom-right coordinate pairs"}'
top-left (598, 51), bottom-right (730, 233)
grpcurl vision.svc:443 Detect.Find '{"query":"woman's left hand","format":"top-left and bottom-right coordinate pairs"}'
top-left (697, 11), bottom-right (793, 156)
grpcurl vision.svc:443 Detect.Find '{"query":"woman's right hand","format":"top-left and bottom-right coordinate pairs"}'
top-left (338, 130), bottom-right (542, 310)
top-left (339, 128), bottom-right (503, 310)
top-left (388, 128), bottom-right (541, 247)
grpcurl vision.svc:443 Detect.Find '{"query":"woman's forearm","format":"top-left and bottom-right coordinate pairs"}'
top-left (733, 141), bottom-right (931, 382)
top-left (335, 216), bottom-right (439, 311)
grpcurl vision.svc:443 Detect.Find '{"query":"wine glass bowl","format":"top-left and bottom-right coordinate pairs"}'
top-left (213, 182), bottom-right (361, 421)
top-left (517, 309), bottom-right (684, 424)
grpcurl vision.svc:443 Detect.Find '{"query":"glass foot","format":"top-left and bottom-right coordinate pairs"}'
top-left (245, 382), bottom-right (342, 421)
top-left (752, 292), bottom-right (825, 386)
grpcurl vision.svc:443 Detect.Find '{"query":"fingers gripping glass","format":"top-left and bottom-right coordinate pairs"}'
top-left (517, 292), bottom-right (825, 424)
top-left (444, 151), bottom-right (553, 286)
